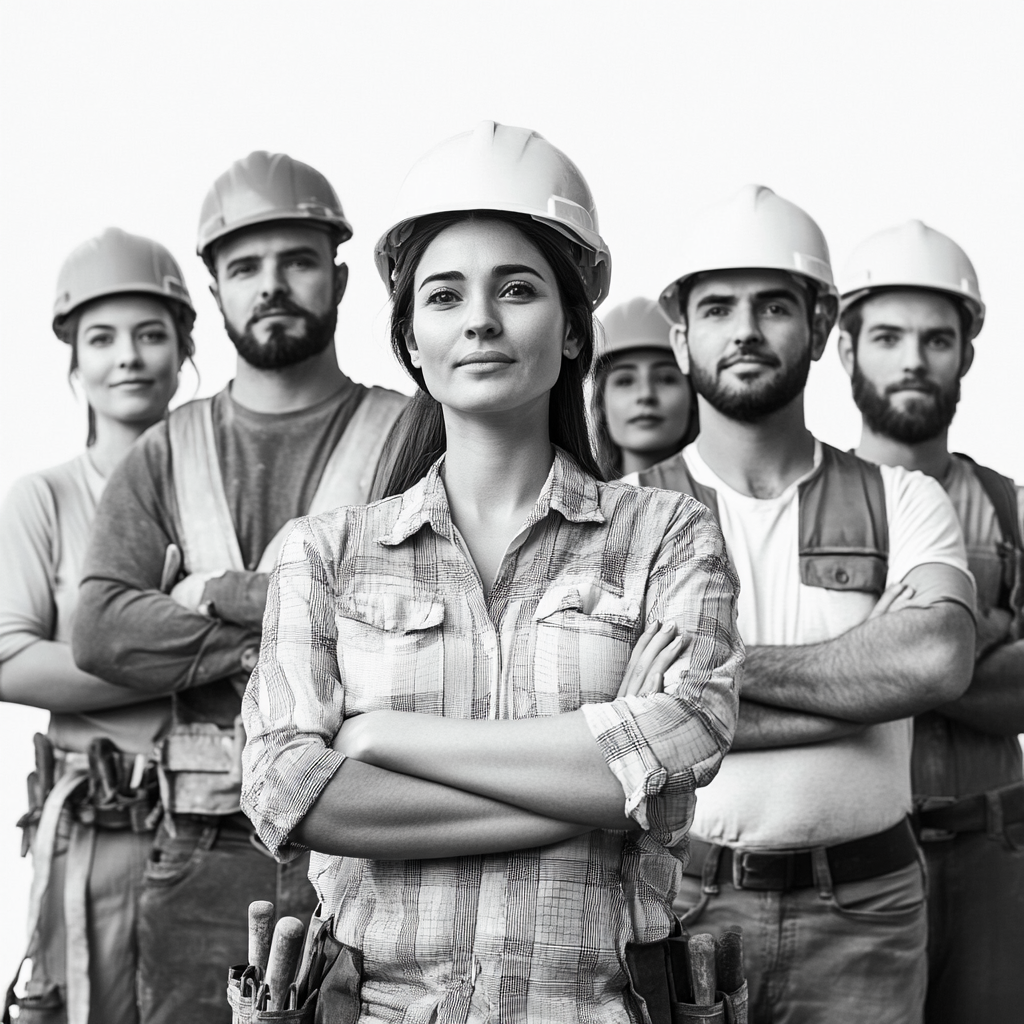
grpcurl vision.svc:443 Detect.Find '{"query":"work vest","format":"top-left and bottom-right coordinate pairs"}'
top-left (639, 443), bottom-right (890, 594)
top-left (161, 386), bottom-right (408, 815)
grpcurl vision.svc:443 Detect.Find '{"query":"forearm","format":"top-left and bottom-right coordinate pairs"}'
top-left (0, 640), bottom-right (167, 712)
top-left (731, 699), bottom-right (866, 750)
top-left (293, 757), bottom-right (591, 859)
top-left (338, 710), bottom-right (635, 829)
top-left (73, 578), bottom-right (257, 693)
top-left (933, 641), bottom-right (1024, 735)
top-left (742, 605), bottom-right (975, 724)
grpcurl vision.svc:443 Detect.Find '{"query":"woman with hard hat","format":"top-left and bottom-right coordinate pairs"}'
top-left (241, 122), bottom-right (741, 1023)
top-left (0, 228), bottom-right (195, 1023)
top-left (592, 296), bottom-right (697, 479)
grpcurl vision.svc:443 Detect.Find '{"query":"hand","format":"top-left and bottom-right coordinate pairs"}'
top-left (868, 582), bottom-right (917, 619)
top-left (616, 621), bottom-right (687, 698)
top-left (169, 570), bottom-right (224, 613)
top-left (974, 606), bottom-right (1012, 662)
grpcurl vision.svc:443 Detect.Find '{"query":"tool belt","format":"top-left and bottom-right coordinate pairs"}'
top-left (158, 717), bottom-right (245, 816)
top-left (16, 735), bottom-right (159, 854)
top-left (913, 781), bottom-right (1024, 846)
top-left (682, 818), bottom-right (918, 892)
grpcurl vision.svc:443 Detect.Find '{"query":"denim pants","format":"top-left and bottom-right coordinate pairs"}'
top-left (136, 812), bottom-right (318, 1024)
top-left (923, 829), bottom-right (1024, 1023)
top-left (673, 857), bottom-right (928, 1024)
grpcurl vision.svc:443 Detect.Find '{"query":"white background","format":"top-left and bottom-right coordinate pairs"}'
top-left (1, 0), bottom-right (1022, 981)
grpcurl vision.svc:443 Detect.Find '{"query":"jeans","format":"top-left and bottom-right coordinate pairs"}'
top-left (672, 858), bottom-right (927, 1024)
top-left (19, 822), bottom-right (151, 1024)
top-left (137, 812), bottom-right (318, 1024)
top-left (923, 830), bottom-right (1024, 1023)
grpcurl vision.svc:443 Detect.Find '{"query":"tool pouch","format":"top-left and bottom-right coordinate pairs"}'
top-left (227, 964), bottom-right (260, 1024)
top-left (672, 982), bottom-right (747, 1024)
top-left (16, 735), bottom-right (56, 857)
top-left (251, 988), bottom-right (316, 1023)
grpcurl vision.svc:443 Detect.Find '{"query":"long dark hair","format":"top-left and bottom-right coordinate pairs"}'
top-left (590, 351), bottom-right (699, 479)
top-left (61, 295), bottom-right (196, 446)
top-left (371, 212), bottom-right (603, 499)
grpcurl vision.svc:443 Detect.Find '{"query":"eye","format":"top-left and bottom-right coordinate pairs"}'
top-left (425, 286), bottom-right (460, 306)
top-left (85, 331), bottom-right (114, 346)
top-left (230, 261), bottom-right (258, 278)
top-left (138, 328), bottom-right (170, 344)
top-left (609, 373), bottom-right (635, 387)
top-left (926, 335), bottom-right (954, 350)
top-left (285, 256), bottom-right (316, 270)
top-left (764, 303), bottom-right (790, 316)
top-left (499, 279), bottom-right (536, 299)
top-left (704, 305), bottom-right (728, 318)
top-left (655, 370), bottom-right (682, 386)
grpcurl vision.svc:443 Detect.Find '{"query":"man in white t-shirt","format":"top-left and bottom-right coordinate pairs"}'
top-left (635, 186), bottom-right (976, 1024)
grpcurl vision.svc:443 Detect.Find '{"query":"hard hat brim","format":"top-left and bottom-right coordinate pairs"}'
top-left (198, 210), bottom-right (354, 264)
top-left (52, 284), bottom-right (196, 340)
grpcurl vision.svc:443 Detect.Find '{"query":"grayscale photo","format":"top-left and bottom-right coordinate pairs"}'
top-left (0, 2), bottom-right (1021, 1022)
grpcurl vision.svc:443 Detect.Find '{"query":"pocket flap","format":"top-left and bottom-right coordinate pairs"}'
top-left (337, 589), bottom-right (444, 633)
top-left (534, 581), bottom-right (641, 626)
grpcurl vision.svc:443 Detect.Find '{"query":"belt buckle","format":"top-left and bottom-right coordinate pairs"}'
top-left (915, 795), bottom-right (957, 843)
top-left (732, 850), bottom-right (793, 890)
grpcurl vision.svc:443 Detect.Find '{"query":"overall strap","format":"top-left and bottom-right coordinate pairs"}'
top-left (798, 444), bottom-right (889, 593)
top-left (955, 453), bottom-right (1023, 549)
top-left (638, 453), bottom-right (721, 523)
top-left (167, 398), bottom-right (245, 574)
top-left (255, 387), bottom-right (408, 572)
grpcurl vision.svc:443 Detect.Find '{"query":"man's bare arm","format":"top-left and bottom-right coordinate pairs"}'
top-left (742, 602), bottom-right (974, 724)
top-left (731, 700), bottom-right (865, 750)
top-left (934, 636), bottom-right (1024, 735)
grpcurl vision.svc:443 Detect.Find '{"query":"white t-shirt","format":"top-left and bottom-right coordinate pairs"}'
top-left (633, 440), bottom-right (972, 849)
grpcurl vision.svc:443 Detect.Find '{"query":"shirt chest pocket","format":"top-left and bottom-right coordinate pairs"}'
top-left (528, 582), bottom-right (642, 716)
top-left (335, 587), bottom-right (445, 714)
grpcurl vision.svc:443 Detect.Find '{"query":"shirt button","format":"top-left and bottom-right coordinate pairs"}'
top-left (835, 568), bottom-right (850, 585)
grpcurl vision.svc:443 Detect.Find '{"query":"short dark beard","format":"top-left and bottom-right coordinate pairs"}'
top-left (851, 363), bottom-right (960, 444)
top-left (225, 295), bottom-right (337, 370)
top-left (690, 347), bottom-right (812, 422)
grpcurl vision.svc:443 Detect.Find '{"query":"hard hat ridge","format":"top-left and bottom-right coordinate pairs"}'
top-left (52, 227), bottom-right (195, 340)
top-left (840, 219), bottom-right (984, 339)
top-left (375, 121), bottom-right (611, 308)
top-left (197, 150), bottom-right (352, 267)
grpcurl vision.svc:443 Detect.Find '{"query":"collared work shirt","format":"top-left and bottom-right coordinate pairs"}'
top-left (242, 450), bottom-right (741, 1024)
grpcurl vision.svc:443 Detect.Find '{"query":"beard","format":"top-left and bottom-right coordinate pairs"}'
top-left (689, 348), bottom-right (812, 422)
top-left (225, 295), bottom-right (337, 370)
top-left (851, 364), bottom-right (960, 444)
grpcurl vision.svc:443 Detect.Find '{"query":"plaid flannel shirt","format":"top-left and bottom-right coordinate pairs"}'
top-left (242, 449), bottom-right (741, 1023)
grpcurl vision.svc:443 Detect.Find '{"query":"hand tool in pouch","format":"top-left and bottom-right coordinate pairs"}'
top-left (263, 917), bottom-right (305, 1011)
top-left (248, 901), bottom-right (275, 978)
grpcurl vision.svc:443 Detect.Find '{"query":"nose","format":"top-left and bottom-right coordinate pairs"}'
top-left (636, 371), bottom-right (658, 405)
top-left (900, 336), bottom-right (927, 374)
top-left (462, 291), bottom-right (500, 340)
top-left (114, 331), bottom-right (144, 368)
top-left (732, 300), bottom-right (764, 348)
top-left (258, 257), bottom-right (288, 299)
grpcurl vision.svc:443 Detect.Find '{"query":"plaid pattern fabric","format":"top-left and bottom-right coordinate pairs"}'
top-left (242, 449), bottom-right (741, 1023)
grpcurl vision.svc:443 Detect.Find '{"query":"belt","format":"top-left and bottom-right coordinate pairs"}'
top-left (683, 818), bottom-right (918, 891)
top-left (914, 781), bottom-right (1024, 842)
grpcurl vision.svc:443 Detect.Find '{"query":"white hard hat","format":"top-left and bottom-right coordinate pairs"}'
top-left (596, 297), bottom-right (673, 360)
top-left (374, 121), bottom-right (611, 308)
top-left (840, 220), bottom-right (984, 339)
top-left (660, 184), bottom-right (836, 323)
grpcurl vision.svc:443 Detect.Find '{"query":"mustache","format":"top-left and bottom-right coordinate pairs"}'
top-left (884, 375), bottom-right (941, 397)
top-left (248, 295), bottom-right (313, 328)
top-left (718, 351), bottom-right (780, 371)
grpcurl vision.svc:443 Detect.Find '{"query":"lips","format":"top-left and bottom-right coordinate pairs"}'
top-left (111, 379), bottom-right (154, 387)
top-left (457, 350), bottom-right (514, 366)
top-left (628, 415), bottom-right (664, 426)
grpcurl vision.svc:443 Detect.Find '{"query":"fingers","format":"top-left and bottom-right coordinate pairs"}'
top-left (617, 620), bottom-right (680, 698)
top-left (868, 583), bottom-right (915, 619)
top-left (634, 634), bottom-right (687, 697)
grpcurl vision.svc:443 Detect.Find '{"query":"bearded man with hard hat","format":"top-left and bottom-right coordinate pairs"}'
top-left (72, 152), bottom-right (407, 1024)
top-left (838, 221), bottom-right (1024, 1022)
top-left (632, 186), bottom-right (976, 1023)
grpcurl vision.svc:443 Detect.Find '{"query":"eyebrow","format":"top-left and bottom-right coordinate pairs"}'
top-left (418, 263), bottom-right (547, 292)
top-left (867, 323), bottom-right (956, 336)
top-left (83, 318), bottom-right (167, 332)
top-left (695, 288), bottom-right (803, 308)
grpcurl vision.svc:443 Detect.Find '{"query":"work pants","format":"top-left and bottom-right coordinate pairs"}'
top-left (20, 821), bottom-right (150, 1023)
top-left (923, 830), bottom-right (1024, 1022)
top-left (136, 812), bottom-right (318, 1024)
top-left (673, 860), bottom-right (927, 1024)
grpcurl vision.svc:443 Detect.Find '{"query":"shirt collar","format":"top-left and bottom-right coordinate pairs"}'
top-left (378, 447), bottom-right (604, 547)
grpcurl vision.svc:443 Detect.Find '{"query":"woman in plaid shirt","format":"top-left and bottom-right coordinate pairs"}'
top-left (241, 123), bottom-right (742, 1024)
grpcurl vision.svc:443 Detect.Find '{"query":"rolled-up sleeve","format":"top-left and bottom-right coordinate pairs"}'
top-left (240, 519), bottom-right (347, 858)
top-left (580, 498), bottom-right (742, 847)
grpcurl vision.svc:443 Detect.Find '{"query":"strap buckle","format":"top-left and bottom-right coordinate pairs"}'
top-left (732, 849), bottom-right (795, 890)
top-left (914, 795), bottom-right (957, 842)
